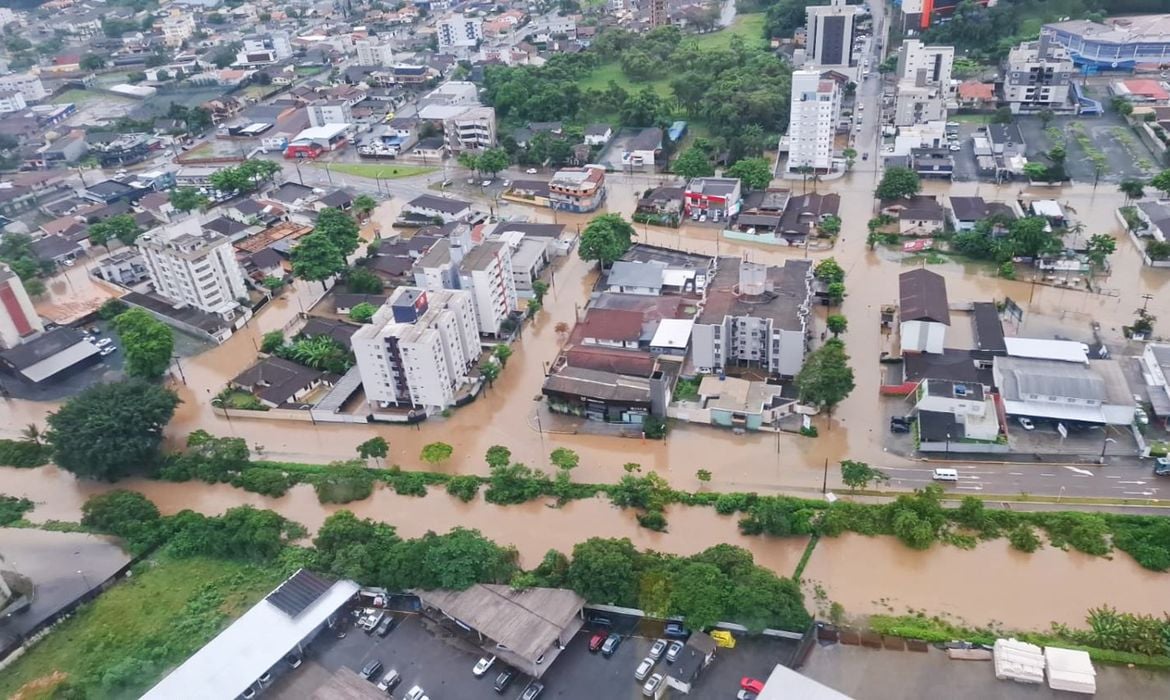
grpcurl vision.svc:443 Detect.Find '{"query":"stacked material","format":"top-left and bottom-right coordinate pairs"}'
top-left (1044, 646), bottom-right (1097, 694)
top-left (993, 638), bottom-right (1045, 684)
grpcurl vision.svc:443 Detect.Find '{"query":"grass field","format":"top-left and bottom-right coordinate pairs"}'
top-left (575, 61), bottom-right (673, 98)
top-left (50, 89), bottom-right (130, 106)
top-left (0, 555), bottom-right (284, 700)
top-left (318, 163), bottom-right (437, 179)
top-left (690, 13), bottom-right (766, 51)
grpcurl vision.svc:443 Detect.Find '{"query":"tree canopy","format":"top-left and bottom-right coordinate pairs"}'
top-left (47, 381), bottom-right (180, 481)
top-left (314, 208), bottom-right (361, 258)
top-left (725, 158), bottom-right (773, 191)
top-left (672, 146), bottom-right (714, 180)
top-left (112, 308), bottom-right (175, 380)
top-left (875, 167), bottom-right (921, 200)
top-left (796, 339), bottom-right (855, 416)
top-left (578, 213), bottom-right (636, 266)
top-left (292, 233), bottom-right (346, 284)
top-left (88, 214), bottom-right (142, 249)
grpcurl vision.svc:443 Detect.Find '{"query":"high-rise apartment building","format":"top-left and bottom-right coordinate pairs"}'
top-left (352, 288), bottom-right (481, 411)
top-left (355, 39), bottom-right (395, 67)
top-left (137, 218), bottom-right (249, 320)
top-left (437, 15), bottom-right (483, 49)
top-left (805, 0), bottom-right (860, 72)
top-left (414, 239), bottom-right (518, 337)
top-left (1003, 36), bottom-right (1075, 114)
top-left (0, 263), bottom-right (43, 349)
top-left (0, 72), bottom-right (47, 103)
top-left (785, 70), bottom-right (841, 173)
top-left (898, 39), bottom-right (954, 88)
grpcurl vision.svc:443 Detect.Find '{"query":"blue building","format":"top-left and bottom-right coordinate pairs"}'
top-left (1044, 17), bottom-right (1170, 72)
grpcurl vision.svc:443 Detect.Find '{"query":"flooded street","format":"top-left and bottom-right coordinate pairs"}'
top-left (5, 464), bottom-right (1165, 628)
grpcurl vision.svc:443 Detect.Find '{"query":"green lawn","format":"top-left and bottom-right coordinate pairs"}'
top-left (319, 163), bottom-right (437, 179)
top-left (0, 555), bottom-right (284, 700)
top-left (51, 89), bottom-right (130, 106)
top-left (576, 61), bottom-right (673, 99)
top-left (690, 13), bottom-right (767, 51)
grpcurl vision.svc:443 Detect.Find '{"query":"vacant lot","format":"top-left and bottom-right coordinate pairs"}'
top-left (321, 163), bottom-right (437, 180)
top-left (0, 555), bottom-right (283, 700)
top-left (692, 13), bottom-right (766, 51)
top-left (1017, 113), bottom-right (1158, 184)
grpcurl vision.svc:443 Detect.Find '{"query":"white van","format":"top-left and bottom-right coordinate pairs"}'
top-left (932, 468), bottom-right (959, 482)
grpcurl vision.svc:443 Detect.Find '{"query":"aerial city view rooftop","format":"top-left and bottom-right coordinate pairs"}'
top-left (0, 0), bottom-right (1168, 697)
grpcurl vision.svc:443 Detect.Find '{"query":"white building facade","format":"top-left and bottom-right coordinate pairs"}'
top-left (805, 0), bottom-right (860, 73)
top-left (1003, 36), bottom-right (1075, 113)
top-left (352, 288), bottom-right (481, 412)
top-left (307, 101), bottom-right (353, 128)
top-left (437, 15), bottom-right (483, 49)
top-left (458, 241), bottom-right (518, 337)
top-left (137, 218), bottom-right (249, 320)
top-left (0, 263), bottom-right (43, 349)
top-left (355, 39), bottom-right (395, 67)
top-left (785, 70), bottom-right (840, 173)
top-left (161, 13), bottom-right (196, 47)
top-left (0, 72), bottom-right (47, 103)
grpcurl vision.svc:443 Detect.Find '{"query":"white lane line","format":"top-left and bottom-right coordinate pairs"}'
top-left (1008, 472), bottom-right (1024, 476)
top-left (1040, 473), bottom-right (1056, 477)
top-left (957, 485), bottom-right (984, 491)
top-left (1118, 481), bottom-right (1147, 485)
top-left (1105, 475), bottom-right (1121, 479)
top-left (1123, 491), bottom-right (1155, 496)
top-left (1063, 466), bottom-right (1096, 476)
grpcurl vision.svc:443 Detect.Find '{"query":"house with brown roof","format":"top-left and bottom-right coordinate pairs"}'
top-left (957, 80), bottom-right (996, 110)
top-left (881, 195), bottom-right (945, 236)
top-left (229, 356), bottom-right (331, 408)
top-left (900, 269), bottom-right (949, 354)
top-left (571, 308), bottom-right (645, 349)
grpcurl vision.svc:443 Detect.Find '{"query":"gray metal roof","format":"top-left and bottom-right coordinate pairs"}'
top-left (994, 356), bottom-right (1105, 402)
top-left (607, 260), bottom-right (666, 289)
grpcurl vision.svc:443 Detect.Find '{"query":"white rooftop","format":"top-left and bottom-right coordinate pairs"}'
top-left (293, 123), bottom-right (349, 141)
top-left (758, 663), bottom-right (853, 700)
top-left (142, 572), bottom-right (358, 700)
top-left (650, 318), bottom-right (694, 349)
top-left (1031, 199), bottom-right (1063, 218)
top-left (1004, 337), bottom-right (1088, 364)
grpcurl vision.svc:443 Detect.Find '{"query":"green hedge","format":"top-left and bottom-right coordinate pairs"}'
top-left (0, 440), bottom-right (51, 468)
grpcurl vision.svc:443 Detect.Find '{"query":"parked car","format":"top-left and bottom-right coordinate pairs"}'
top-left (889, 421), bottom-right (910, 434)
top-left (635, 657), bottom-right (654, 681)
top-left (648, 639), bottom-right (667, 660)
top-left (376, 615), bottom-right (398, 637)
top-left (493, 668), bottom-right (516, 693)
top-left (589, 632), bottom-right (607, 652)
top-left (473, 655), bottom-right (496, 677)
top-left (404, 686), bottom-right (429, 700)
top-left (481, 180), bottom-right (493, 187)
top-left (601, 633), bottom-right (622, 657)
top-left (362, 611), bottom-right (385, 633)
top-left (94, 337), bottom-right (113, 348)
top-left (664, 623), bottom-right (689, 639)
top-left (1154, 457), bottom-right (1170, 476)
top-left (100, 346), bottom-right (117, 357)
top-left (737, 691), bottom-right (758, 700)
top-left (741, 677), bottom-right (765, 694)
top-left (526, 168), bottom-right (538, 174)
top-left (665, 640), bottom-right (684, 663)
top-left (360, 659), bottom-right (383, 680)
top-left (258, 671), bottom-right (272, 686)
top-left (862, 153), bottom-right (869, 160)
top-left (1017, 416), bottom-right (1035, 431)
top-left (241, 688), bottom-right (256, 699)
top-left (642, 673), bottom-right (663, 697)
top-left (1135, 408), bottom-right (1150, 425)
top-left (376, 670), bottom-right (401, 692)
top-left (520, 681), bottom-right (544, 700)
top-left (588, 615), bottom-right (612, 627)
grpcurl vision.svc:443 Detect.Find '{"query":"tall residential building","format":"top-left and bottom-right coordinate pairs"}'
top-left (413, 238), bottom-right (518, 337)
top-left (137, 218), bottom-right (249, 320)
top-left (785, 70), bottom-right (840, 173)
top-left (437, 15), bottom-right (483, 49)
top-left (649, 0), bottom-right (666, 28)
top-left (355, 39), bottom-right (395, 67)
top-left (445, 105), bottom-right (496, 152)
top-left (897, 39), bottom-right (954, 89)
top-left (1003, 36), bottom-right (1075, 114)
top-left (352, 288), bottom-right (481, 411)
top-left (0, 72), bottom-right (47, 103)
top-left (805, 0), bottom-right (860, 72)
top-left (160, 13), bottom-right (196, 47)
top-left (0, 263), bottom-right (43, 349)
top-left (691, 258), bottom-right (814, 377)
top-left (307, 101), bottom-right (353, 128)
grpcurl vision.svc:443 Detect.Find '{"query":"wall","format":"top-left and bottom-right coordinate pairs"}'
top-left (212, 406), bottom-right (315, 422)
top-left (919, 440), bottom-right (1009, 453)
top-left (774, 328), bottom-right (806, 377)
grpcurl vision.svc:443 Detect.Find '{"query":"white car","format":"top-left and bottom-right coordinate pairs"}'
top-left (648, 639), bottom-right (667, 660)
top-left (404, 686), bottom-right (428, 700)
top-left (949, 144), bottom-right (961, 151)
top-left (635, 657), bottom-right (654, 681)
top-left (481, 180), bottom-right (492, 187)
top-left (1136, 407), bottom-right (1150, 425)
top-left (526, 168), bottom-right (538, 174)
top-left (473, 655), bottom-right (495, 676)
top-left (100, 346), bottom-right (117, 357)
top-left (1017, 417), bottom-right (1035, 431)
top-left (95, 337), bottom-right (113, 348)
top-left (642, 673), bottom-right (663, 697)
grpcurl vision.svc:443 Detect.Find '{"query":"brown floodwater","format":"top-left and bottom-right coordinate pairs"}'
top-left (5, 465), bottom-right (1165, 627)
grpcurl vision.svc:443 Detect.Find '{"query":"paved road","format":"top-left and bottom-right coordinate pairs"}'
top-left (878, 461), bottom-right (1166, 501)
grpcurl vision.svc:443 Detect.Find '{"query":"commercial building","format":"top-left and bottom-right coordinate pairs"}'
top-left (899, 269), bottom-right (949, 354)
top-left (785, 71), bottom-right (841, 173)
top-left (691, 258), bottom-right (814, 377)
top-left (684, 177), bottom-right (743, 221)
top-left (898, 0), bottom-right (992, 32)
top-left (805, 0), bottom-right (861, 72)
top-left (235, 32), bottom-right (292, 66)
top-left (437, 15), bottom-right (483, 49)
top-left (355, 38), bottom-right (395, 67)
top-left (351, 287), bottom-right (482, 412)
top-left (0, 264), bottom-right (43, 349)
top-left (993, 355), bottom-right (1135, 426)
top-left (0, 327), bottom-right (100, 384)
top-left (0, 72), bottom-right (47, 103)
top-left (137, 218), bottom-right (250, 321)
top-left (444, 105), bottom-right (496, 152)
top-left (1002, 37), bottom-right (1075, 114)
top-left (1043, 16), bottom-right (1170, 72)
top-left (144, 570), bottom-right (358, 700)
top-left (549, 165), bottom-right (606, 212)
top-left (307, 101), bottom-right (352, 128)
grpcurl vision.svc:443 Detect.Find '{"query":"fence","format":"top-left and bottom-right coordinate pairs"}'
top-left (1119, 210), bottom-right (1170, 268)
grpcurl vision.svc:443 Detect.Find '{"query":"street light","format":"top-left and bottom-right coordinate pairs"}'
top-left (1099, 437), bottom-right (1117, 464)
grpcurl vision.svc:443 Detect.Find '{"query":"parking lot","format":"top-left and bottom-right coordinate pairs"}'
top-left (270, 607), bottom-right (801, 700)
top-left (1016, 112), bottom-right (1157, 184)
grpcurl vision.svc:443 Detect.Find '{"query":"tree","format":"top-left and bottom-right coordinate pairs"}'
top-left (567, 537), bottom-right (639, 606)
top-left (725, 157), bottom-right (773, 191)
top-left (493, 343), bottom-right (512, 367)
top-left (282, 335), bottom-right (350, 372)
top-left (170, 187), bottom-right (209, 213)
top-left (357, 436), bottom-right (389, 465)
top-left (457, 152), bottom-right (479, 173)
top-left (672, 146), bottom-right (714, 179)
top-left (818, 215), bottom-right (842, 236)
top-left (579, 214), bottom-right (636, 266)
top-left (875, 167), bottom-right (921, 200)
top-left (1038, 109), bottom-right (1055, 128)
top-left (485, 445), bottom-right (512, 469)
top-left (261, 330), bottom-right (284, 353)
top-left (696, 469), bottom-right (712, 483)
top-left (98, 298), bottom-right (129, 320)
top-left (80, 53), bottom-right (105, 70)
top-left (345, 267), bottom-right (384, 294)
top-left (314, 208), bottom-right (361, 257)
top-left (840, 460), bottom-right (889, 490)
top-left (21, 423), bottom-right (42, 445)
top-left (353, 194), bottom-right (377, 220)
top-left (813, 258), bottom-right (845, 284)
top-left (88, 214), bottom-right (142, 250)
top-left (420, 442), bottom-right (453, 467)
top-left (477, 148), bottom-right (510, 176)
top-left (1151, 170), bottom-right (1170, 198)
top-left (348, 302), bottom-right (377, 323)
top-left (80, 490), bottom-right (162, 546)
top-left (842, 147), bottom-right (857, 171)
top-left (46, 381), bottom-right (180, 481)
top-left (992, 106), bottom-right (1013, 124)
top-left (826, 314), bottom-right (847, 336)
top-left (480, 361), bottom-right (501, 387)
top-left (292, 234), bottom-right (345, 286)
top-left (1119, 179), bottom-right (1146, 203)
top-left (795, 339), bottom-right (855, 417)
top-left (112, 308), bottom-right (175, 380)
top-left (669, 561), bottom-right (729, 630)
top-left (1086, 234), bottom-right (1117, 272)
top-left (532, 280), bottom-right (549, 304)
top-left (550, 447), bottom-right (579, 471)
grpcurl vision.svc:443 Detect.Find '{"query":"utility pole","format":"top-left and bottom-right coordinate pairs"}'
top-left (821, 458), bottom-right (828, 495)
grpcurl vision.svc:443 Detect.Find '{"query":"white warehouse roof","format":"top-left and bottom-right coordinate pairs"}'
top-left (142, 570), bottom-right (358, 700)
top-left (1004, 337), bottom-right (1088, 364)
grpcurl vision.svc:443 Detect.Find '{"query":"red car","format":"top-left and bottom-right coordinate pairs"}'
top-left (589, 633), bottom-right (606, 652)
top-left (741, 678), bottom-right (765, 694)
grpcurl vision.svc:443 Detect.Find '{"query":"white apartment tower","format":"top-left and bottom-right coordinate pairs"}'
top-left (351, 288), bottom-right (481, 412)
top-left (161, 13), bottom-right (196, 47)
top-left (0, 263), bottom-right (43, 349)
top-left (805, 0), bottom-right (860, 72)
top-left (137, 218), bottom-right (249, 320)
top-left (1003, 35), bottom-right (1075, 114)
top-left (898, 39), bottom-right (955, 89)
top-left (413, 238), bottom-right (518, 337)
top-left (355, 39), bottom-right (395, 66)
top-left (437, 15), bottom-right (483, 49)
top-left (785, 70), bottom-right (841, 173)
top-left (0, 72), bottom-right (47, 103)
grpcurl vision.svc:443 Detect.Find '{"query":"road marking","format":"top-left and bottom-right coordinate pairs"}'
top-left (1008, 472), bottom-right (1024, 476)
top-left (1105, 475), bottom-right (1121, 479)
top-left (956, 485), bottom-right (984, 491)
top-left (1040, 473), bottom-right (1056, 477)
top-left (1123, 491), bottom-right (1156, 496)
top-left (1063, 466), bottom-right (1095, 476)
top-left (1118, 481), bottom-right (1147, 485)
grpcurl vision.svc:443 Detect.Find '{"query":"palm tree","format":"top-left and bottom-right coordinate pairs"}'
top-left (21, 424), bottom-right (41, 445)
top-left (290, 336), bottom-right (341, 370)
top-left (1119, 179), bottom-right (1145, 204)
top-left (353, 194), bottom-right (377, 222)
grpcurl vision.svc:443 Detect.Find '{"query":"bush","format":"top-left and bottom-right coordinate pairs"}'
top-left (713, 492), bottom-right (755, 515)
top-left (1034, 512), bottom-right (1111, 556)
top-left (313, 463), bottom-right (375, 504)
top-left (0, 439), bottom-right (52, 468)
top-left (390, 471), bottom-right (429, 497)
top-left (80, 490), bottom-right (164, 551)
top-left (1008, 524), bottom-right (1041, 553)
top-left (445, 475), bottom-right (481, 502)
top-left (98, 298), bottom-right (129, 320)
top-left (0, 495), bottom-right (33, 525)
top-left (637, 509), bottom-right (668, 531)
top-left (232, 468), bottom-right (294, 497)
top-left (642, 416), bottom-right (668, 439)
top-left (1108, 516), bottom-right (1170, 571)
top-left (485, 463), bottom-right (549, 505)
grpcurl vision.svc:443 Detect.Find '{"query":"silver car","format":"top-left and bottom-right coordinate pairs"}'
top-left (648, 639), bottom-right (667, 661)
top-left (665, 640), bottom-right (684, 663)
top-left (634, 657), bottom-right (654, 681)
